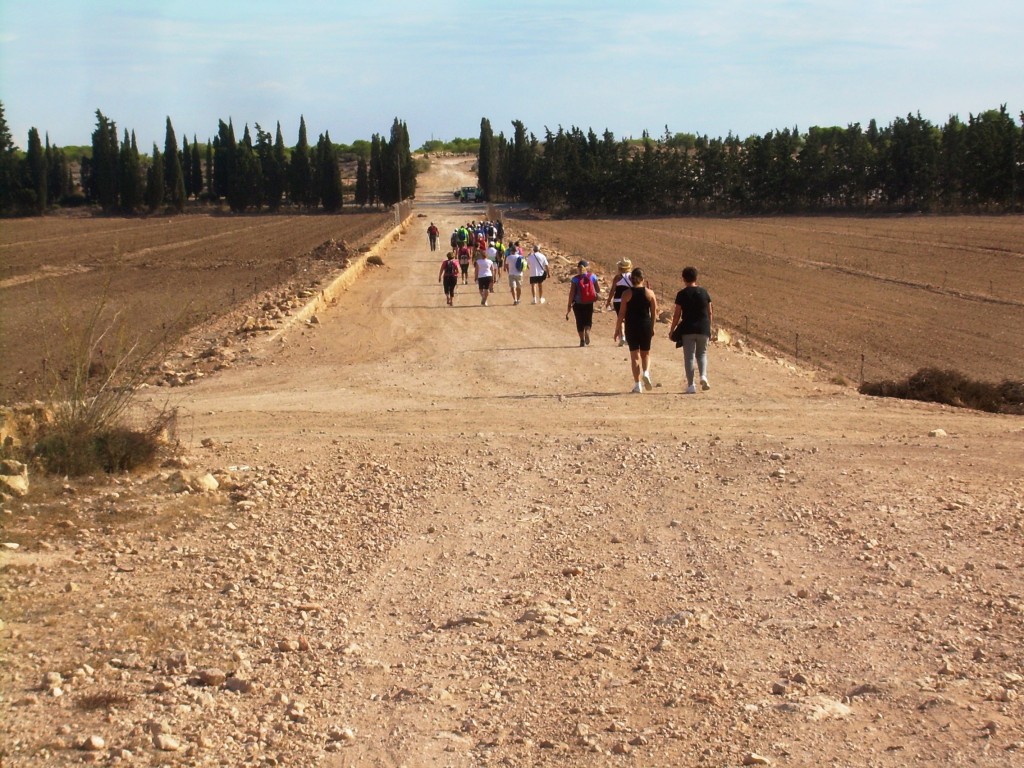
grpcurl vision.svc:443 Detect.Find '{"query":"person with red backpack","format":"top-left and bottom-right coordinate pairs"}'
top-left (438, 252), bottom-right (460, 306)
top-left (565, 260), bottom-right (601, 347)
top-left (427, 222), bottom-right (440, 251)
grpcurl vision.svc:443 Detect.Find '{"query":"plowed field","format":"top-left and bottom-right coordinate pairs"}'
top-left (0, 211), bottom-right (393, 400)
top-left (509, 215), bottom-right (1024, 384)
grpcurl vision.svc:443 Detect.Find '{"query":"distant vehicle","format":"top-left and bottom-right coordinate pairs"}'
top-left (458, 186), bottom-right (483, 203)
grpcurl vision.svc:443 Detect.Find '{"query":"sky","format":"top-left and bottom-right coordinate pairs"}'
top-left (1, 0), bottom-right (1022, 151)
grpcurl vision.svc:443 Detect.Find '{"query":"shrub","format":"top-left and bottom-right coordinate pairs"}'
top-left (860, 367), bottom-right (1024, 414)
top-left (31, 289), bottom-right (181, 476)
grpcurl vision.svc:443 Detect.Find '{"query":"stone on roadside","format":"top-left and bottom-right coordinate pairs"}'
top-left (80, 735), bottom-right (106, 752)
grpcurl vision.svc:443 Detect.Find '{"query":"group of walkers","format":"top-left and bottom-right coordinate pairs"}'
top-left (435, 221), bottom-right (551, 307)
top-left (566, 259), bottom-right (714, 394)
top-left (431, 222), bottom-right (712, 395)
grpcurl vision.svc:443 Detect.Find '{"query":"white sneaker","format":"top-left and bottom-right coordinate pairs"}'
top-left (685, 384), bottom-right (697, 394)
top-left (701, 378), bottom-right (710, 391)
top-left (532, 298), bottom-right (538, 305)
top-left (642, 372), bottom-right (653, 391)
top-left (631, 383), bottom-right (643, 394)
top-left (540, 297), bottom-right (546, 304)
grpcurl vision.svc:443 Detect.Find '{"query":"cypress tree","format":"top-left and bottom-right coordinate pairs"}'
top-left (145, 144), bottom-right (165, 211)
top-left (163, 117), bottom-right (184, 211)
top-left (118, 129), bottom-right (143, 212)
top-left (290, 116), bottom-right (313, 207)
top-left (318, 131), bottom-right (343, 212)
top-left (267, 123), bottom-right (287, 210)
top-left (90, 110), bottom-right (119, 211)
top-left (46, 136), bottom-right (71, 205)
top-left (478, 118), bottom-right (495, 200)
top-left (354, 157), bottom-right (369, 206)
top-left (204, 140), bottom-right (213, 198)
top-left (25, 127), bottom-right (47, 214)
top-left (191, 136), bottom-right (203, 198)
top-left (369, 134), bottom-right (382, 206)
top-left (0, 101), bottom-right (17, 212)
top-left (229, 125), bottom-right (262, 212)
top-left (213, 119), bottom-right (236, 200)
top-left (182, 135), bottom-right (192, 199)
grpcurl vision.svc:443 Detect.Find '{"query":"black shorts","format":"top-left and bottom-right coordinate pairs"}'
top-left (459, 263), bottom-right (469, 276)
top-left (625, 322), bottom-right (653, 352)
top-left (572, 302), bottom-right (595, 332)
top-left (477, 277), bottom-right (493, 291)
top-left (442, 276), bottom-right (458, 295)
top-left (529, 275), bottom-right (544, 285)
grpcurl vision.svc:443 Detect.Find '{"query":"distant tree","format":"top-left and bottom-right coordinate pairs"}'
top-left (317, 131), bottom-right (343, 212)
top-left (369, 133), bottom-right (382, 206)
top-left (290, 116), bottom-right (313, 207)
top-left (938, 115), bottom-right (967, 208)
top-left (90, 110), bottom-right (120, 210)
top-left (25, 127), bottom-right (47, 214)
top-left (145, 144), bottom-right (164, 211)
top-left (255, 122), bottom-right (286, 211)
top-left (963, 106), bottom-right (1018, 207)
top-left (378, 117), bottom-right (414, 205)
top-left (228, 124), bottom-right (263, 212)
top-left (118, 129), bottom-right (143, 212)
top-left (190, 135), bottom-right (203, 198)
top-left (163, 117), bottom-right (185, 211)
top-left (477, 117), bottom-right (495, 200)
top-left (0, 101), bottom-right (17, 211)
top-left (181, 135), bottom-right (192, 199)
top-left (45, 135), bottom-right (71, 205)
top-left (354, 156), bottom-right (369, 206)
top-left (204, 140), bottom-right (213, 197)
top-left (213, 119), bottom-right (236, 201)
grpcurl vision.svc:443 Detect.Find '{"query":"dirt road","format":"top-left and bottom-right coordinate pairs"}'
top-left (2, 157), bottom-right (1022, 767)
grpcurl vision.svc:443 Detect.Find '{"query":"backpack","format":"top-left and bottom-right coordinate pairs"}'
top-left (444, 259), bottom-right (458, 278)
top-left (515, 254), bottom-right (525, 272)
top-left (577, 274), bottom-right (597, 303)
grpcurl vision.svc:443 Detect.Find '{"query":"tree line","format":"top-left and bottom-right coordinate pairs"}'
top-left (477, 106), bottom-right (1024, 214)
top-left (0, 102), bottom-right (416, 215)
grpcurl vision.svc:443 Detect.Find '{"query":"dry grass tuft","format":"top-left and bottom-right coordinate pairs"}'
top-left (860, 368), bottom-right (1024, 414)
top-left (75, 690), bottom-right (133, 712)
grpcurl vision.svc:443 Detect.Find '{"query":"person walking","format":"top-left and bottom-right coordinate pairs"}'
top-left (615, 268), bottom-right (657, 393)
top-left (565, 260), bottom-right (600, 347)
top-left (474, 248), bottom-right (495, 306)
top-left (505, 243), bottom-right (525, 305)
top-left (605, 259), bottom-right (633, 346)
top-left (669, 266), bottom-right (713, 394)
top-left (438, 252), bottom-right (460, 306)
top-left (527, 244), bottom-right (549, 304)
top-left (427, 222), bottom-right (440, 251)
top-left (457, 243), bottom-right (472, 284)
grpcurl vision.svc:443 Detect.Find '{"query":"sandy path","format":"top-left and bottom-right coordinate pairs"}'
top-left (3, 156), bottom-right (1021, 767)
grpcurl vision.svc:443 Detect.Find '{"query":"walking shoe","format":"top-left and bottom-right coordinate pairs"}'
top-left (642, 372), bottom-right (653, 391)
top-left (584, 329), bottom-right (590, 345)
top-left (684, 384), bottom-right (697, 394)
top-left (631, 383), bottom-right (644, 393)
top-left (701, 378), bottom-right (710, 391)
top-left (532, 298), bottom-right (538, 305)
top-left (540, 297), bottom-right (546, 304)
top-left (579, 340), bottom-right (586, 347)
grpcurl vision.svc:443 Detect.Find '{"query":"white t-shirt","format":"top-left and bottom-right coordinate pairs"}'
top-left (506, 250), bottom-right (525, 276)
top-left (475, 257), bottom-right (494, 278)
top-left (527, 251), bottom-right (548, 278)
